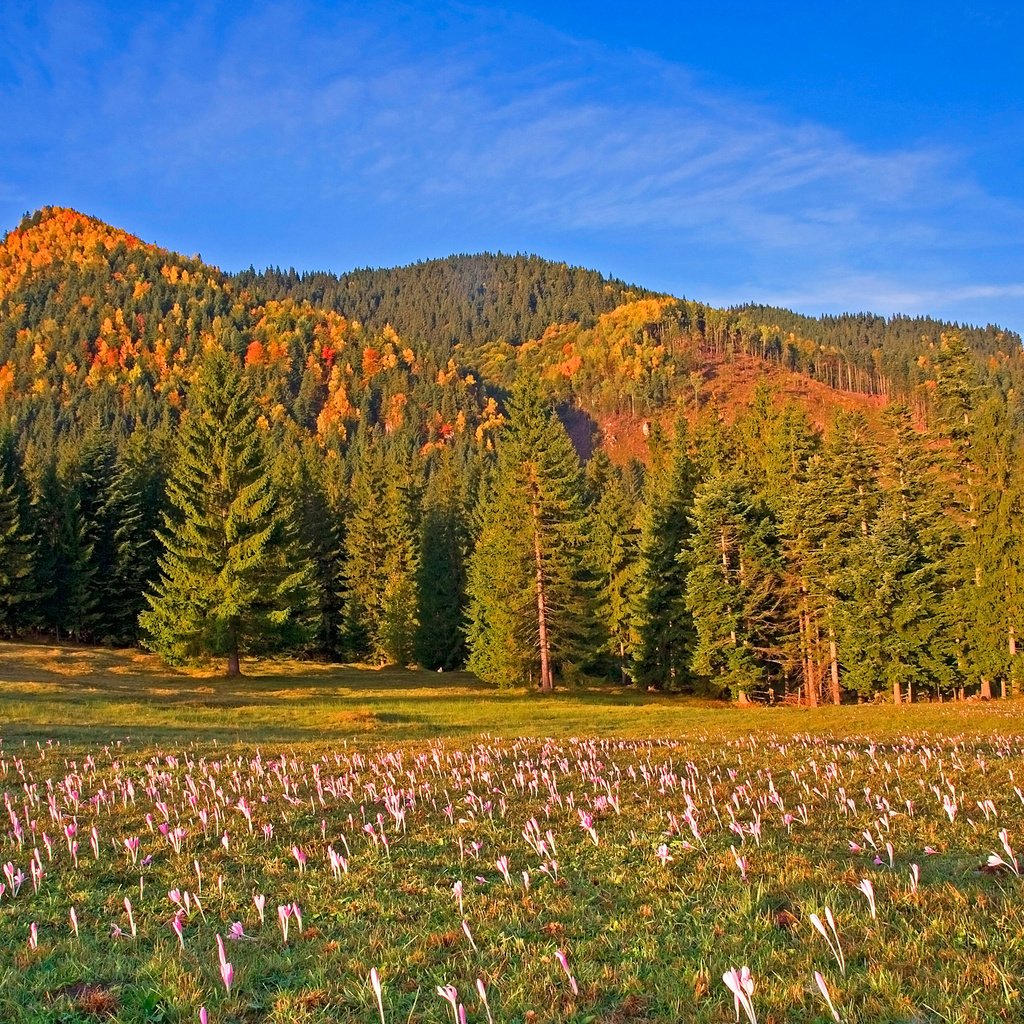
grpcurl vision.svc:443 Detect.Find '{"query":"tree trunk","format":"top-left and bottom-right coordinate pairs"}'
top-left (533, 509), bottom-right (553, 693)
top-left (227, 649), bottom-right (241, 677)
top-left (799, 596), bottom-right (815, 706)
top-left (892, 680), bottom-right (902, 705)
top-left (1009, 624), bottom-right (1017, 698)
top-left (980, 676), bottom-right (993, 700)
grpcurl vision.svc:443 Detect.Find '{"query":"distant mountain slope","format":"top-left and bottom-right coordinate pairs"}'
top-left (0, 207), bottom-right (1020, 458)
top-left (233, 255), bottom-right (651, 353)
top-left (732, 303), bottom-right (1021, 395)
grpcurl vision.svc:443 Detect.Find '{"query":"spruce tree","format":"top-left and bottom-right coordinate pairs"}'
top-left (30, 459), bottom-right (94, 641)
top-left (140, 350), bottom-right (313, 675)
top-left (587, 452), bottom-right (642, 683)
top-left (686, 470), bottom-right (784, 701)
top-left (281, 440), bottom-right (347, 658)
top-left (342, 435), bottom-right (420, 666)
top-left (416, 449), bottom-right (470, 670)
top-left (0, 433), bottom-right (35, 634)
top-left (466, 381), bottom-right (592, 690)
top-left (632, 420), bottom-right (698, 689)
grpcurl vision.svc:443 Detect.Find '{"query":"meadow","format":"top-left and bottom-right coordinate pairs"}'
top-left (1, 642), bottom-right (1023, 1023)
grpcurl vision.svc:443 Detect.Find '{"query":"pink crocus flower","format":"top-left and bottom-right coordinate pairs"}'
top-left (495, 856), bottom-right (512, 886)
top-left (171, 911), bottom-right (185, 949)
top-left (436, 985), bottom-right (460, 1024)
top-left (370, 968), bottom-right (385, 1024)
top-left (555, 949), bottom-right (579, 995)
top-left (476, 978), bottom-right (494, 1024)
top-left (216, 934), bottom-right (233, 994)
top-left (909, 864), bottom-right (920, 893)
top-left (722, 966), bottom-right (756, 1024)
top-left (809, 908), bottom-right (845, 975)
top-left (814, 971), bottom-right (841, 1022)
top-left (856, 878), bottom-right (877, 920)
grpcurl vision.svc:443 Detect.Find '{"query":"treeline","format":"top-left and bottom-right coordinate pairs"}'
top-left (232, 254), bottom-right (649, 351)
top-left (728, 305), bottom-right (1022, 399)
top-left (1, 333), bottom-right (1020, 701)
top-left (3, 208), bottom-right (1022, 452)
top-left (1, 207), bottom-right (1023, 700)
top-left (465, 330), bottom-right (1023, 702)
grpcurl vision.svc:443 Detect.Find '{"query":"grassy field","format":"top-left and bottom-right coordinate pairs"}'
top-left (2, 641), bottom-right (1024, 1023)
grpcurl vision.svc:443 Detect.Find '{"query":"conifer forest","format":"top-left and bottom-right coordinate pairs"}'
top-left (1, 206), bottom-right (1022, 703)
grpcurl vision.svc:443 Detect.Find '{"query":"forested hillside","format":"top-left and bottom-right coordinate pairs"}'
top-left (0, 206), bottom-right (1021, 701)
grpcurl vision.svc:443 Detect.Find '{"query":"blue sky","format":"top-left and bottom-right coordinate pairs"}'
top-left (2, 1), bottom-right (1022, 334)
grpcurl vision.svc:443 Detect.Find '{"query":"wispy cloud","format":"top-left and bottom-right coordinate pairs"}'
top-left (2, 0), bottom-right (1022, 332)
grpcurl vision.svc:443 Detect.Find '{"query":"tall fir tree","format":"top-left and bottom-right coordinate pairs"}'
top-left (342, 435), bottom-right (420, 666)
top-left (29, 458), bottom-right (94, 641)
top-left (140, 349), bottom-right (313, 675)
top-left (281, 439), bottom-right (347, 658)
top-left (587, 451), bottom-right (642, 683)
top-left (415, 448), bottom-right (470, 670)
top-left (466, 381), bottom-right (592, 690)
top-left (632, 420), bottom-right (698, 689)
top-left (0, 432), bottom-right (35, 634)
top-left (686, 469), bottom-right (784, 701)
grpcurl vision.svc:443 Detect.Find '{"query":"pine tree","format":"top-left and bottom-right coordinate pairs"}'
top-left (587, 452), bottom-right (642, 683)
top-left (30, 458), bottom-right (94, 641)
top-left (0, 432), bottom-right (35, 634)
top-left (632, 420), bottom-right (698, 689)
top-left (686, 470), bottom-right (784, 701)
top-left (877, 403), bottom-right (958, 700)
top-left (781, 411), bottom-right (877, 704)
top-left (342, 435), bottom-right (420, 666)
top-left (416, 449), bottom-right (470, 670)
top-left (466, 381), bottom-right (592, 690)
top-left (140, 350), bottom-right (313, 675)
top-left (281, 440), bottom-right (347, 658)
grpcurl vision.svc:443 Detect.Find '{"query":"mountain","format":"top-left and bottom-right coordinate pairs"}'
top-left (2, 206), bottom-right (1020, 460)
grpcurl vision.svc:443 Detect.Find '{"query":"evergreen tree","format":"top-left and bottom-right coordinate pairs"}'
top-left (0, 432), bottom-right (35, 634)
top-left (632, 420), bottom-right (698, 689)
top-left (342, 436), bottom-right (420, 665)
top-left (30, 458), bottom-right (94, 640)
top-left (103, 432), bottom-right (167, 645)
top-left (686, 470), bottom-right (784, 701)
top-left (140, 350), bottom-right (313, 675)
top-left (466, 381), bottom-right (592, 690)
top-left (282, 440), bottom-right (347, 658)
top-left (416, 449), bottom-right (470, 670)
top-left (587, 452), bottom-right (642, 683)
top-left (781, 411), bottom-right (877, 703)
top-left (837, 496), bottom-right (949, 701)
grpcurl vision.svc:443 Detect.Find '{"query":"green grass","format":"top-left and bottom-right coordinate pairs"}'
top-left (2, 641), bottom-right (1024, 1023)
